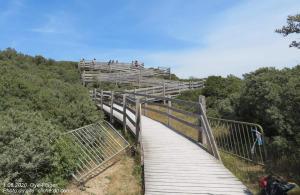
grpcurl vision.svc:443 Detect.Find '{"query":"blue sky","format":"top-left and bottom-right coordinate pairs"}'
top-left (0, 0), bottom-right (299, 78)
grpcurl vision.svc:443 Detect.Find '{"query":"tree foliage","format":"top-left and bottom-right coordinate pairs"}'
top-left (178, 66), bottom-right (300, 180)
top-left (0, 48), bottom-right (102, 187)
top-left (177, 75), bottom-right (243, 118)
top-left (276, 14), bottom-right (300, 49)
top-left (238, 66), bottom-right (300, 176)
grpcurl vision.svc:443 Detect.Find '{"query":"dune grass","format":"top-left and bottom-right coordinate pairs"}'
top-left (105, 155), bottom-right (142, 195)
top-left (220, 151), bottom-right (265, 193)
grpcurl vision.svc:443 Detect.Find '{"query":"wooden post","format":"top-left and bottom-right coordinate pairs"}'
top-left (199, 95), bottom-right (206, 113)
top-left (199, 103), bottom-right (221, 160)
top-left (138, 69), bottom-right (141, 88)
top-left (163, 82), bottom-right (166, 105)
top-left (100, 90), bottom-right (103, 110)
top-left (199, 95), bottom-right (207, 145)
top-left (78, 60), bottom-right (81, 71)
top-left (94, 88), bottom-right (97, 101)
top-left (82, 70), bottom-right (86, 86)
top-left (123, 94), bottom-right (127, 135)
top-left (144, 91), bottom-right (148, 116)
top-left (135, 98), bottom-right (142, 146)
top-left (167, 95), bottom-right (172, 127)
top-left (134, 88), bottom-right (137, 100)
top-left (110, 91), bottom-right (114, 123)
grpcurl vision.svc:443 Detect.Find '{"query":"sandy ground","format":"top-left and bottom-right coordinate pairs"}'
top-left (64, 156), bottom-right (141, 195)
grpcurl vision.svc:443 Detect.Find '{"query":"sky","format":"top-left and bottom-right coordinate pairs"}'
top-left (0, 0), bottom-right (299, 78)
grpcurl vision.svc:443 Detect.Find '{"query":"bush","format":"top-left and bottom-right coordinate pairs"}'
top-left (238, 66), bottom-right (300, 180)
top-left (0, 110), bottom-right (57, 184)
top-left (177, 75), bottom-right (242, 118)
top-left (0, 48), bottom-right (102, 187)
top-left (177, 67), bottom-right (300, 181)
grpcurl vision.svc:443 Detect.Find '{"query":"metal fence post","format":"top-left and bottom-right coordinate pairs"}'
top-left (123, 94), bottom-right (127, 135)
top-left (110, 91), bottom-right (114, 123)
top-left (135, 98), bottom-right (142, 146)
top-left (199, 95), bottom-right (207, 145)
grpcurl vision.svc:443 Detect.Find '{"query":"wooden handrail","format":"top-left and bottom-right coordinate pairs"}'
top-left (92, 89), bottom-right (222, 160)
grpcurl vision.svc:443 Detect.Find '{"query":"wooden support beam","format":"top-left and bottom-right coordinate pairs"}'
top-left (167, 95), bottom-right (172, 126)
top-left (199, 95), bottom-right (207, 145)
top-left (163, 82), bottom-right (166, 105)
top-left (110, 91), bottom-right (114, 123)
top-left (100, 90), bottom-right (103, 110)
top-left (144, 91), bottom-right (148, 116)
top-left (122, 94), bottom-right (127, 135)
top-left (82, 70), bottom-right (86, 86)
top-left (134, 88), bottom-right (137, 99)
top-left (93, 88), bottom-right (96, 101)
top-left (135, 98), bottom-right (142, 146)
top-left (199, 95), bottom-right (206, 113)
top-left (138, 69), bottom-right (141, 88)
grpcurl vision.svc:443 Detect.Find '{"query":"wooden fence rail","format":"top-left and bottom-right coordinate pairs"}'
top-left (78, 59), bottom-right (205, 97)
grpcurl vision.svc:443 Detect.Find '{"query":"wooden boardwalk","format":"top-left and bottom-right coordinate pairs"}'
top-left (101, 103), bottom-right (250, 195)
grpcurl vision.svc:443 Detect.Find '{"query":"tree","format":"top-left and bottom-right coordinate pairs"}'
top-left (276, 14), bottom-right (300, 49)
top-left (237, 66), bottom-right (300, 177)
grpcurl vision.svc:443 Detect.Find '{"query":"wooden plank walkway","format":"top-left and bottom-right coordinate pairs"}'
top-left (102, 104), bottom-right (250, 195)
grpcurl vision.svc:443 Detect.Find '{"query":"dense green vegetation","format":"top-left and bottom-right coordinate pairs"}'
top-left (177, 66), bottom-right (300, 182)
top-left (177, 75), bottom-right (243, 118)
top-left (0, 49), bottom-right (102, 189)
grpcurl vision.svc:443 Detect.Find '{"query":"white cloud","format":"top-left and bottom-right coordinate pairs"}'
top-left (140, 0), bottom-right (300, 78)
top-left (30, 12), bottom-right (73, 34)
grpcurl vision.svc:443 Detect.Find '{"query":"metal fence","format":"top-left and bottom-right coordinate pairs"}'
top-left (208, 117), bottom-right (266, 165)
top-left (56, 122), bottom-right (129, 183)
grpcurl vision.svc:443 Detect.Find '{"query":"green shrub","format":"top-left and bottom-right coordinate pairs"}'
top-left (0, 48), bottom-right (102, 188)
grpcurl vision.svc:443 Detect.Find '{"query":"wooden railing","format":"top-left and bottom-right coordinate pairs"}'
top-left (91, 89), bottom-right (221, 161)
top-left (125, 81), bottom-right (204, 98)
top-left (78, 59), bottom-right (205, 96)
top-left (78, 59), bottom-right (170, 76)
